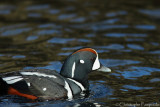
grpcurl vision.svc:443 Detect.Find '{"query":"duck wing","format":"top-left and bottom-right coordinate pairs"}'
top-left (0, 69), bottom-right (68, 100)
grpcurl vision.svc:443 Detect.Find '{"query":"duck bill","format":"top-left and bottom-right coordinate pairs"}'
top-left (97, 64), bottom-right (111, 72)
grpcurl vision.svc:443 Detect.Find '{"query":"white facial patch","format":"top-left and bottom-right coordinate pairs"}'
top-left (2, 76), bottom-right (23, 84)
top-left (20, 72), bottom-right (57, 78)
top-left (71, 62), bottom-right (76, 78)
top-left (80, 60), bottom-right (84, 64)
top-left (92, 55), bottom-right (100, 70)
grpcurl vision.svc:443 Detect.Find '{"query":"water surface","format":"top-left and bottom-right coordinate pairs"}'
top-left (0, 0), bottom-right (160, 106)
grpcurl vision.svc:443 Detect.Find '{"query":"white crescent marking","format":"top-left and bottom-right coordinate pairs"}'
top-left (71, 62), bottom-right (76, 78)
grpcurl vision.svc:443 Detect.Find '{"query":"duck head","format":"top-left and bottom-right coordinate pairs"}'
top-left (60, 48), bottom-right (111, 88)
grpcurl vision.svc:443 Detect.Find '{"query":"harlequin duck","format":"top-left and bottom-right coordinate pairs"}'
top-left (0, 48), bottom-right (111, 101)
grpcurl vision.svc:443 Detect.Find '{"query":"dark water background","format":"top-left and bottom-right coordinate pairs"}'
top-left (0, 0), bottom-right (160, 106)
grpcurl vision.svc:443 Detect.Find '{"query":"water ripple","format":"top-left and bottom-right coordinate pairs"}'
top-left (28, 13), bottom-right (42, 18)
top-left (150, 78), bottom-right (160, 83)
top-left (100, 59), bottom-right (141, 67)
top-left (139, 9), bottom-right (160, 18)
top-left (12, 55), bottom-right (26, 59)
top-left (149, 50), bottom-right (160, 54)
top-left (95, 44), bottom-right (125, 50)
top-left (62, 46), bottom-right (83, 50)
top-left (91, 25), bottom-right (128, 31)
top-left (26, 4), bottom-right (50, 11)
top-left (134, 25), bottom-right (156, 30)
top-left (36, 29), bottom-right (60, 35)
top-left (127, 44), bottom-right (144, 50)
top-left (0, 10), bottom-right (10, 15)
top-left (104, 33), bottom-right (147, 38)
top-left (123, 85), bottom-right (153, 90)
top-left (48, 37), bottom-right (90, 44)
top-left (48, 9), bottom-right (60, 14)
top-left (26, 35), bottom-right (38, 41)
top-left (118, 66), bottom-right (160, 79)
top-left (58, 14), bottom-right (76, 20)
top-left (106, 11), bottom-right (128, 17)
top-left (1, 28), bottom-right (32, 36)
top-left (0, 24), bottom-right (27, 32)
top-left (70, 17), bottom-right (86, 23)
top-left (23, 61), bottom-right (62, 72)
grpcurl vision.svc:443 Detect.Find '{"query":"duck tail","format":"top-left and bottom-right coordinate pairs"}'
top-left (0, 77), bottom-right (9, 95)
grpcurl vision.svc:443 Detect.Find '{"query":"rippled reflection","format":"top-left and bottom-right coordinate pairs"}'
top-left (0, 0), bottom-right (160, 106)
top-left (123, 85), bottom-right (153, 90)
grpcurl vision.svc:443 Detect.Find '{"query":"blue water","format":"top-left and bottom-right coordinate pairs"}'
top-left (0, 0), bottom-right (160, 106)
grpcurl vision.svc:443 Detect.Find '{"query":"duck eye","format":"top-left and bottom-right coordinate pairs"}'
top-left (80, 60), bottom-right (85, 64)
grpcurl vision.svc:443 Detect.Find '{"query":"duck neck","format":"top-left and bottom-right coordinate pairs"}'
top-left (67, 77), bottom-right (89, 91)
top-left (60, 63), bottom-right (90, 90)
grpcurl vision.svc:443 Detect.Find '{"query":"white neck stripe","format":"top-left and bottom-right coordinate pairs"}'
top-left (67, 78), bottom-right (85, 91)
top-left (64, 80), bottom-right (73, 100)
